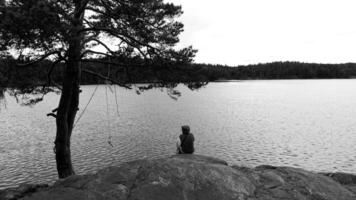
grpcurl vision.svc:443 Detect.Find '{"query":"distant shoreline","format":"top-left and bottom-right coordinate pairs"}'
top-left (3, 77), bottom-right (356, 89)
top-left (2, 60), bottom-right (356, 89)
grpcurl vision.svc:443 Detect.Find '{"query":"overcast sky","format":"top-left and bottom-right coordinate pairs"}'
top-left (165, 0), bottom-right (356, 66)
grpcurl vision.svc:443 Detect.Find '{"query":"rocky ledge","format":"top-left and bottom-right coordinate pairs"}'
top-left (1, 154), bottom-right (356, 200)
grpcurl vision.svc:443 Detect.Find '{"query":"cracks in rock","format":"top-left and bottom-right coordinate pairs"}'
top-left (126, 165), bottom-right (144, 200)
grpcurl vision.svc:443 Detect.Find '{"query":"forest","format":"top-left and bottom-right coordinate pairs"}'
top-left (1, 58), bottom-right (356, 89)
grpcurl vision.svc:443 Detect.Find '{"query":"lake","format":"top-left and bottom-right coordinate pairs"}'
top-left (1, 79), bottom-right (356, 189)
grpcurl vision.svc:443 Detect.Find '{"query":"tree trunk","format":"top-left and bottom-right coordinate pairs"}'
top-left (54, 49), bottom-right (81, 178)
top-left (54, 1), bottom-right (84, 178)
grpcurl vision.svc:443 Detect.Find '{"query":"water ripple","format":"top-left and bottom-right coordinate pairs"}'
top-left (1, 80), bottom-right (356, 189)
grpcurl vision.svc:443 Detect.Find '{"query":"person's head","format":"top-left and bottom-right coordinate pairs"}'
top-left (181, 125), bottom-right (190, 135)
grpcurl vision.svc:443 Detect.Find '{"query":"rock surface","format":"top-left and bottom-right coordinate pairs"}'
top-left (1, 154), bottom-right (355, 200)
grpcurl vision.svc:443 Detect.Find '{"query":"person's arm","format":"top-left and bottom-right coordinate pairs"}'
top-left (176, 137), bottom-right (181, 153)
top-left (176, 138), bottom-right (181, 149)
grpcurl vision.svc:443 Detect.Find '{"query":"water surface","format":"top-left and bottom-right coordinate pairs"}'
top-left (1, 79), bottom-right (356, 189)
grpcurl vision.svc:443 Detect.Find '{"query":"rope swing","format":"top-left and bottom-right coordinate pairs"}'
top-left (73, 84), bottom-right (99, 128)
top-left (74, 58), bottom-right (120, 148)
top-left (74, 61), bottom-right (99, 128)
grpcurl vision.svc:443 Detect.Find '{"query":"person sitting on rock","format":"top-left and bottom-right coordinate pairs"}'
top-left (176, 125), bottom-right (195, 154)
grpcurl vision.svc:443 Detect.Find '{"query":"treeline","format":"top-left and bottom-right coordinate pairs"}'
top-left (0, 58), bottom-right (63, 88)
top-left (232, 62), bottom-right (356, 79)
top-left (1, 58), bottom-right (356, 88)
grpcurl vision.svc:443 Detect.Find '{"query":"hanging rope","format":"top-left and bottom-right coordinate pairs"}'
top-left (105, 83), bottom-right (113, 147)
top-left (74, 84), bottom-right (99, 128)
top-left (106, 57), bottom-right (114, 147)
top-left (114, 84), bottom-right (120, 116)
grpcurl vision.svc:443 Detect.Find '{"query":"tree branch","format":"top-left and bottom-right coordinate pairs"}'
top-left (81, 50), bottom-right (111, 58)
top-left (85, 6), bottom-right (113, 19)
top-left (82, 69), bottom-right (132, 89)
top-left (81, 59), bottom-right (118, 65)
top-left (79, 27), bottom-right (158, 58)
top-left (47, 58), bottom-right (65, 90)
top-left (81, 49), bottom-right (126, 59)
top-left (85, 5), bottom-right (161, 30)
top-left (84, 38), bottom-right (116, 54)
top-left (80, 58), bottom-right (145, 67)
top-left (75, 0), bottom-right (90, 19)
top-left (47, 113), bottom-right (57, 118)
top-left (16, 51), bottom-right (63, 67)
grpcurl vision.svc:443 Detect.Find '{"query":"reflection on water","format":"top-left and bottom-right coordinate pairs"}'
top-left (1, 80), bottom-right (356, 189)
top-left (0, 88), bottom-right (6, 111)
